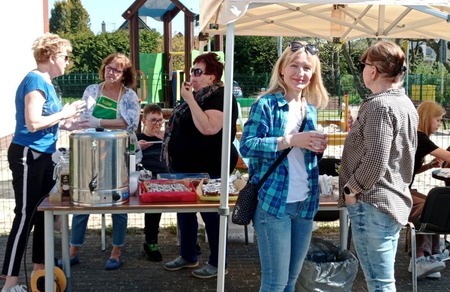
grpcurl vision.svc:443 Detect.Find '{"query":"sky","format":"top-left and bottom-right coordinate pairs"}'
top-left (48, 0), bottom-right (200, 35)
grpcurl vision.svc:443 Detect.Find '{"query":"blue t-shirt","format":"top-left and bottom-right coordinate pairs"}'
top-left (12, 71), bottom-right (62, 154)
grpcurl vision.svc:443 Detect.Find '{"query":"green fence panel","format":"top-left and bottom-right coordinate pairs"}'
top-left (54, 71), bottom-right (450, 106)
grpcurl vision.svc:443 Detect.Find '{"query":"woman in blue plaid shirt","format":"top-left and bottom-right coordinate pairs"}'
top-left (240, 41), bottom-right (329, 292)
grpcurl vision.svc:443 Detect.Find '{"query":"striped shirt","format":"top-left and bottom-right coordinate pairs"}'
top-left (239, 92), bottom-right (320, 219)
top-left (338, 88), bottom-right (418, 225)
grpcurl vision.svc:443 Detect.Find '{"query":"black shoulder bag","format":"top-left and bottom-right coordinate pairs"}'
top-left (231, 117), bottom-right (307, 225)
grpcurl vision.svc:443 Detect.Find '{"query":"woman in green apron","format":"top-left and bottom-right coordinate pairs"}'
top-left (64, 53), bottom-right (140, 270)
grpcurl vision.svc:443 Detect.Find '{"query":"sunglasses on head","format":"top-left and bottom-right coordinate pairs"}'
top-left (190, 67), bottom-right (205, 77)
top-left (289, 42), bottom-right (319, 55)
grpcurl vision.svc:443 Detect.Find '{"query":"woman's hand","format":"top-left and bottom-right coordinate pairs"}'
top-left (60, 100), bottom-right (86, 120)
top-left (180, 82), bottom-right (195, 104)
top-left (347, 109), bottom-right (354, 130)
top-left (344, 194), bottom-right (357, 205)
top-left (287, 131), bottom-right (328, 152)
top-left (139, 140), bottom-right (153, 150)
top-left (430, 158), bottom-right (443, 168)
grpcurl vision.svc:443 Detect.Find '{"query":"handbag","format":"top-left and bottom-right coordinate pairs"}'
top-left (231, 117), bottom-right (307, 225)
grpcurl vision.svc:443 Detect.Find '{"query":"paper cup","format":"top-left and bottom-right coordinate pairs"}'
top-left (349, 107), bottom-right (359, 123)
top-left (310, 130), bottom-right (325, 150)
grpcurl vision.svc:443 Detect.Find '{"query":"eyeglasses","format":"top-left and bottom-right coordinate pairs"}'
top-left (145, 118), bottom-right (164, 125)
top-left (190, 68), bottom-right (205, 77)
top-left (57, 55), bottom-right (70, 62)
top-left (359, 62), bottom-right (375, 72)
top-left (105, 65), bottom-right (123, 75)
top-left (289, 42), bottom-right (319, 55)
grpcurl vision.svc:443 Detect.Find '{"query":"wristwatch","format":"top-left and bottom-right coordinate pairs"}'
top-left (343, 185), bottom-right (357, 197)
top-left (281, 136), bottom-right (289, 147)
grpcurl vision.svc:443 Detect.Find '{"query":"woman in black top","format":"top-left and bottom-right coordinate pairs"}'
top-left (162, 52), bottom-right (238, 278)
top-left (408, 101), bottom-right (450, 278)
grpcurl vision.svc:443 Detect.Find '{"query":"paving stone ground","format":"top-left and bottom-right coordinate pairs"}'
top-left (2, 225), bottom-right (450, 291)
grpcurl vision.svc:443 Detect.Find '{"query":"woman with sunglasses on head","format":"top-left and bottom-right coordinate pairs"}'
top-left (137, 104), bottom-right (169, 262)
top-left (239, 41), bottom-right (328, 291)
top-left (163, 52), bottom-right (239, 278)
top-left (63, 53), bottom-right (140, 271)
top-left (339, 40), bottom-right (418, 291)
top-left (2, 33), bottom-right (85, 292)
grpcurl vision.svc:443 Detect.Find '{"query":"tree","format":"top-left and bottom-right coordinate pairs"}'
top-left (171, 33), bottom-right (186, 71)
top-left (61, 30), bottom-right (162, 73)
top-left (50, 0), bottom-right (91, 35)
top-left (233, 36), bottom-right (278, 74)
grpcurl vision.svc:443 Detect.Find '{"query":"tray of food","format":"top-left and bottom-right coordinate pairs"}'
top-left (139, 179), bottom-right (197, 203)
top-left (196, 176), bottom-right (247, 202)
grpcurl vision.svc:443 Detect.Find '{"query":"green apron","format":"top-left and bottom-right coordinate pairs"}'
top-left (92, 84), bottom-right (122, 119)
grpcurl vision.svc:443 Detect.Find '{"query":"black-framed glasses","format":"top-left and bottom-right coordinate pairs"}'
top-left (57, 55), bottom-right (70, 62)
top-left (289, 42), bottom-right (319, 55)
top-left (190, 68), bottom-right (204, 77)
top-left (359, 62), bottom-right (375, 73)
top-left (145, 118), bottom-right (164, 125)
top-left (105, 65), bottom-right (123, 75)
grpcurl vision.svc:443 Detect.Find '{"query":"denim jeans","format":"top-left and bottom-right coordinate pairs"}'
top-left (347, 201), bottom-right (403, 292)
top-left (70, 214), bottom-right (128, 247)
top-left (253, 200), bottom-right (313, 292)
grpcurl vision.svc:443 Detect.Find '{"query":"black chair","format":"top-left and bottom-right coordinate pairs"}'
top-left (407, 187), bottom-right (450, 292)
top-left (314, 157), bottom-right (341, 222)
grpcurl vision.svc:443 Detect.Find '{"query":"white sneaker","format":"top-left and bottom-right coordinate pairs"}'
top-left (426, 272), bottom-right (441, 279)
top-left (1, 284), bottom-right (28, 292)
top-left (433, 249), bottom-right (450, 262)
top-left (408, 256), bottom-right (446, 278)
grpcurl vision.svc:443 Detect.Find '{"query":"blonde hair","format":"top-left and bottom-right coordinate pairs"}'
top-left (265, 41), bottom-right (329, 109)
top-left (32, 33), bottom-right (72, 63)
top-left (417, 101), bottom-right (445, 136)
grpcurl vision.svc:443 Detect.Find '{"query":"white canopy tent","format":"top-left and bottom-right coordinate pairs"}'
top-left (198, 1), bottom-right (450, 291)
top-left (200, 1), bottom-right (450, 41)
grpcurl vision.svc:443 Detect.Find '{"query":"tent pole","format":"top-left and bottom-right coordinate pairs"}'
top-left (217, 21), bottom-right (235, 292)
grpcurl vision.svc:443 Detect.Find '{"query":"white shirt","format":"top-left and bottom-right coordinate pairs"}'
top-left (285, 98), bottom-right (309, 203)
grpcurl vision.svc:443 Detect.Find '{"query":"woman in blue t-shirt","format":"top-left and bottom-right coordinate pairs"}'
top-left (2, 33), bottom-right (85, 291)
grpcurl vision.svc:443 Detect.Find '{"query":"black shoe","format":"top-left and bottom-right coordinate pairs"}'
top-left (143, 242), bottom-right (162, 262)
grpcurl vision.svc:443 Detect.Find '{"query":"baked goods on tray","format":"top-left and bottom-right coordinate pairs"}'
top-left (196, 172), bottom-right (247, 201)
top-left (139, 180), bottom-right (197, 203)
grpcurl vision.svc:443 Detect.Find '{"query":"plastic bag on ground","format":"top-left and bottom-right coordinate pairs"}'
top-left (298, 237), bottom-right (359, 292)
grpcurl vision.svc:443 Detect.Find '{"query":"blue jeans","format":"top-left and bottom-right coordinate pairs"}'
top-left (253, 200), bottom-right (313, 292)
top-left (347, 201), bottom-right (402, 292)
top-left (70, 214), bottom-right (128, 247)
top-left (178, 212), bottom-right (220, 267)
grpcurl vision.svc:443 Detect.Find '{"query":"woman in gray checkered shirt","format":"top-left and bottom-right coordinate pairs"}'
top-left (339, 40), bottom-right (418, 291)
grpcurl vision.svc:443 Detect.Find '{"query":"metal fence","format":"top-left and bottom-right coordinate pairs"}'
top-left (55, 71), bottom-right (450, 105)
top-left (1, 72), bottom-right (449, 235)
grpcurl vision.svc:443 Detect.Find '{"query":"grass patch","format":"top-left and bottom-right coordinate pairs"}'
top-left (165, 224), bottom-right (178, 236)
top-left (312, 225), bottom-right (340, 237)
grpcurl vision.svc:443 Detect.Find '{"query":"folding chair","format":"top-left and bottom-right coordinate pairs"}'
top-left (315, 157), bottom-right (341, 222)
top-left (407, 186), bottom-right (450, 292)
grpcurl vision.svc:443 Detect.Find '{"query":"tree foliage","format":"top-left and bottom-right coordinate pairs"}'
top-left (233, 36), bottom-right (279, 74)
top-left (50, 0), bottom-right (92, 35)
